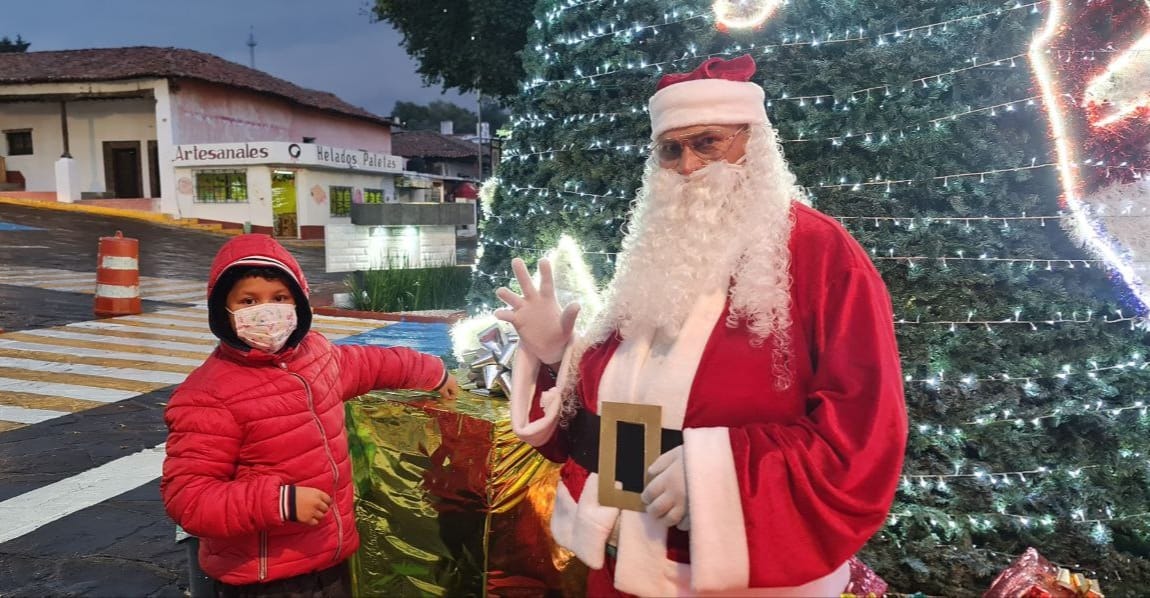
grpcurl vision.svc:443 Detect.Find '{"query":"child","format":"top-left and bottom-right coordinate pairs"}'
top-left (161, 234), bottom-right (458, 597)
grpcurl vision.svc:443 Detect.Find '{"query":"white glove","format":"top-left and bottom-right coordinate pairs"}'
top-left (494, 258), bottom-right (580, 365)
top-left (640, 445), bottom-right (690, 531)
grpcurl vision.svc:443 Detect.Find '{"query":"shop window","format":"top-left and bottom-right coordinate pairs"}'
top-left (5, 130), bottom-right (32, 156)
top-left (363, 188), bottom-right (384, 204)
top-left (330, 186), bottom-right (353, 216)
top-left (195, 170), bottom-right (248, 203)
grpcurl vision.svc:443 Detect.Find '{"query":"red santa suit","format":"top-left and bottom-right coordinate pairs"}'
top-left (512, 202), bottom-right (906, 596)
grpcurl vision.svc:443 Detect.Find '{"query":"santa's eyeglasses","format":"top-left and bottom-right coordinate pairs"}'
top-left (653, 126), bottom-right (747, 167)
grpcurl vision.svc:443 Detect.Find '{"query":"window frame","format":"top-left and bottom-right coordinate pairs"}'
top-left (363, 188), bottom-right (384, 204)
top-left (330, 185), bottom-right (353, 216)
top-left (193, 169), bottom-right (249, 203)
top-left (4, 129), bottom-right (33, 156)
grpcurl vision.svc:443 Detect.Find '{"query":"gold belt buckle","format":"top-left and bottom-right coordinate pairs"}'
top-left (597, 401), bottom-right (662, 512)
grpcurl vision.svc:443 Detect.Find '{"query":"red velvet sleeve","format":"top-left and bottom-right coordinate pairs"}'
top-left (161, 389), bottom-right (285, 538)
top-left (334, 343), bottom-right (446, 400)
top-left (730, 265), bottom-right (906, 587)
top-left (528, 365), bottom-right (570, 463)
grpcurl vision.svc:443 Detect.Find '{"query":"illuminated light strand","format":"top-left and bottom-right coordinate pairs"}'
top-left (526, 1), bottom-right (1044, 89)
top-left (512, 54), bottom-right (1030, 130)
top-left (768, 53), bottom-right (1030, 104)
top-left (552, 12), bottom-right (706, 46)
top-left (782, 96), bottom-right (1040, 146)
top-left (887, 508), bottom-right (1150, 532)
top-left (873, 254), bottom-right (1108, 268)
top-left (836, 214), bottom-right (1063, 228)
top-left (903, 464), bottom-right (1098, 483)
top-left (894, 312), bottom-right (1139, 330)
top-left (905, 354), bottom-right (1150, 388)
top-left (1030, 0), bottom-right (1150, 312)
top-left (507, 184), bottom-right (629, 200)
top-left (817, 162), bottom-right (1055, 190)
top-left (965, 397), bottom-right (1149, 427)
top-left (541, 0), bottom-right (606, 21)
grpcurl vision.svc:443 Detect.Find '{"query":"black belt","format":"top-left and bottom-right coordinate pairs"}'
top-left (569, 408), bottom-right (683, 493)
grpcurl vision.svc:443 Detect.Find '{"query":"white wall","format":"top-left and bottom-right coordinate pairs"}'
top-left (0, 97), bottom-right (157, 194)
top-left (325, 223), bottom-right (456, 273)
top-left (295, 169), bottom-right (397, 229)
top-left (173, 165), bottom-right (273, 228)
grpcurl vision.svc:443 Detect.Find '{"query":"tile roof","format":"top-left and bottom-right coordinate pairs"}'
top-left (392, 130), bottom-right (481, 159)
top-left (0, 46), bottom-right (391, 126)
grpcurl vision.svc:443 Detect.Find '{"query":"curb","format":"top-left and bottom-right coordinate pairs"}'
top-left (0, 196), bottom-right (234, 236)
top-left (314, 306), bottom-right (466, 324)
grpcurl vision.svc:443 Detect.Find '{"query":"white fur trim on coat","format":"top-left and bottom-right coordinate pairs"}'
top-left (649, 79), bottom-right (768, 139)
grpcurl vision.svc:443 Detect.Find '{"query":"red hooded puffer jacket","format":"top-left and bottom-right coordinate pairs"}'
top-left (160, 234), bottom-right (446, 585)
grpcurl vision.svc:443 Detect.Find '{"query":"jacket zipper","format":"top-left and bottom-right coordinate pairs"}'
top-left (258, 531), bottom-right (268, 580)
top-left (288, 370), bottom-right (344, 563)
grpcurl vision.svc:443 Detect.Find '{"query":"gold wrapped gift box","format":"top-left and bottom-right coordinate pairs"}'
top-left (346, 386), bottom-right (586, 597)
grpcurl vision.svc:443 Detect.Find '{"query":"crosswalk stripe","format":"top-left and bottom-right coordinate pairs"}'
top-left (0, 357), bottom-right (187, 386)
top-left (0, 347), bottom-right (197, 374)
top-left (120, 313), bottom-right (207, 325)
top-left (49, 326), bottom-right (218, 346)
top-left (0, 332), bottom-right (210, 360)
top-left (0, 367), bottom-right (166, 393)
top-left (0, 272), bottom-right (93, 282)
top-left (0, 405), bottom-right (69, 424)
top-left (90, 318), bottom-right (209, 334)
top-left (0, 443), bottom-right (166, 544)
top-left (0, 390), bottom-right (106, 413)
top-left (148, 292), bottom-right (205, 303)
top-left (140, 281), bottom-right (202, 292)
top-left (12, 330), bottom-right (213, 355)
top-left (36, 281), bottom-right (96, 292)
top-left (67, 321), bottom-right (217, 341)
top-left (0, 377), bottom-right (141, 402)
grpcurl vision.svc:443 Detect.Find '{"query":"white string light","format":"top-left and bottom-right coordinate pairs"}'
top-left (817, 162), bottom-right (1055, 190)
top-left (894, 312), bottom-right (1140, 331)
top-left (905, 360), bottom-right (1148, 391)
top-left (513, 53), bottom-right (1031, 132)
top-left (769, 53), bottom-right (1030, 104)
top-left (526, 1), bottom-right (1044, 89)
top-left (783, 96), bottom-right (1040, 146)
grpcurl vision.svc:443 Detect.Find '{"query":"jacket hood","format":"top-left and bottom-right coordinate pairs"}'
top-left (206, 234), bottom-right (313, 352)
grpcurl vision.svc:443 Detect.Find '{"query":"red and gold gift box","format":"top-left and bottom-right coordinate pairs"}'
top-left (983, 548), bottom-right (1103, 598)
top-left (346, 385), bottom-right (587, 597)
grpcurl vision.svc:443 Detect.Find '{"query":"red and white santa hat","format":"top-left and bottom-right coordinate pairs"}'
top-left (648, 54), bottom-right (767, 140)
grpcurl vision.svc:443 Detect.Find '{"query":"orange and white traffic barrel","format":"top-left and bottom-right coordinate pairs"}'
top-left (94, 230), bottom-right (141, 317)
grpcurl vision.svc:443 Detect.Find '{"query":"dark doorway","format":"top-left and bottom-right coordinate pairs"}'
top-left (103, 141), bottom-right (143, 198)
top-left (147, 140), bottom-right (160, 199)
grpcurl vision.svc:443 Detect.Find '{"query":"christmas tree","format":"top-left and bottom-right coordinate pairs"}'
top-left (475, 0), bottom-right (1150, 594)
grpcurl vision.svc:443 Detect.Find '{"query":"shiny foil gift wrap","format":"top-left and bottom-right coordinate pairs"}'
top-left (983, 548), bottom-right (1104, 598)
top-left (345, 384), bottom-right (587, 597)
top-left (462, 324), bottom-right (517, 397)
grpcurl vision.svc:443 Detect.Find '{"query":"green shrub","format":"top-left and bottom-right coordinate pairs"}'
top-left (347, 261), bottom-right (471, 312)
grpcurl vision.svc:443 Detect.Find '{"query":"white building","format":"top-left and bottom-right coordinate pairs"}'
top-left (0, 47), bottom-right (473, 271)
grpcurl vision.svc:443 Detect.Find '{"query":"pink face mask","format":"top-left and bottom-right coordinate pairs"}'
top-left (228, 303), bottom-right (297, 353)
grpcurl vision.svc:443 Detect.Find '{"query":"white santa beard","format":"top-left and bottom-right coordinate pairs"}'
top-left (595, 161), bottom-right (749, 342)
top-left (560, 127), bottom-right (799, 422)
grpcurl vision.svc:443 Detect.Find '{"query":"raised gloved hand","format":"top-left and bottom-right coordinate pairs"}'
top-left (494, 258), bottom-right (580, 365)
top-left (640, 445), bottom-right (690, 530)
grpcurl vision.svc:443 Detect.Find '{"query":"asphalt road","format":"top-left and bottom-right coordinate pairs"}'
top-left (0, 205), bottom-right (348, 597)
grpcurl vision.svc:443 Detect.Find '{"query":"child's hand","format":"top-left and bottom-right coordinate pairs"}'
top-left (438, 377), bottom-right (461, 401)
top-left (295, 486), bottom-right (332, 526)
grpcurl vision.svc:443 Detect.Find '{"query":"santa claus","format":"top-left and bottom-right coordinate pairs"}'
top-left (496, 55), bottom-right (906, 596)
